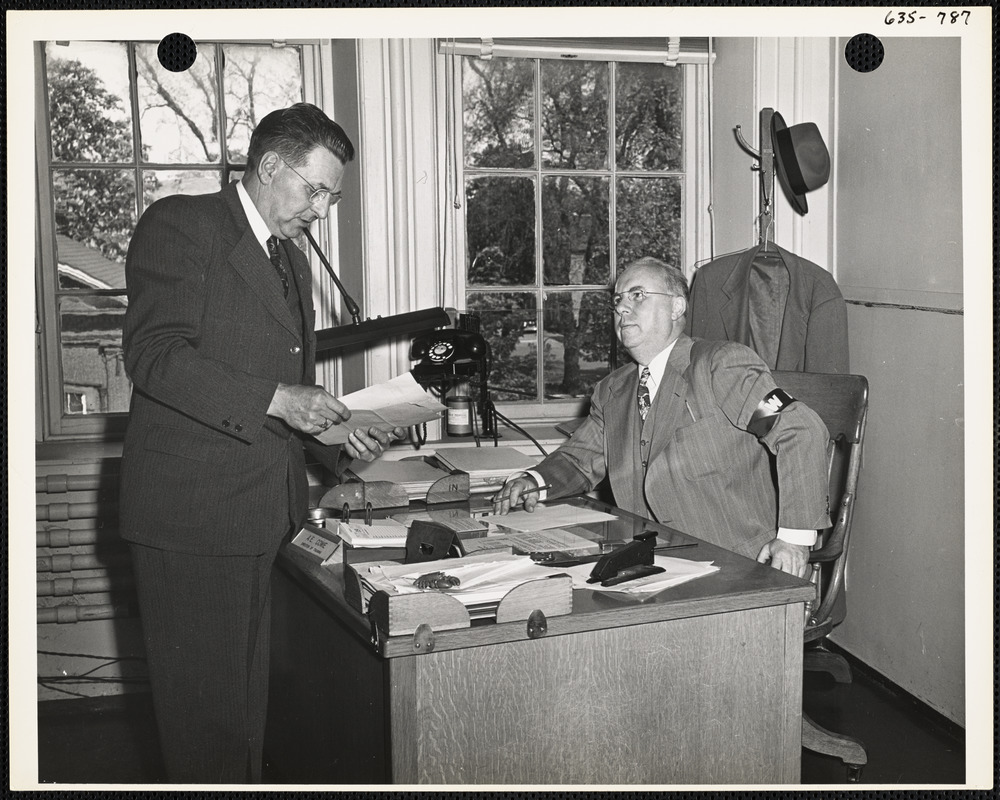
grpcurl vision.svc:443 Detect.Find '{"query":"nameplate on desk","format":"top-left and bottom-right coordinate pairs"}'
top-left (290, 524), bottom-right (342, 566)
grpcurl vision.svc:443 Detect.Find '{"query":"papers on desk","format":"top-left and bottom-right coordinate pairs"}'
top-left (350, 551), bottom-right (719, 623)
top-left (345, 459), bottom-right (453, 501)
top-left (460, 527), bottom-right (598, 556)
top-left (479, 504), bottom-right (618, 533)
top-left (352, 553), bottom-right (564, 618)
top-left (432, 447), bottom-right (541, 488)
top-left (565, 555), bottom-right (720, 595)
top-left (391, 509), bottom-right (490, 534)
top-left (313, 372), bottom-right (445, 445)
top-left (330, 519), bottom-right (409, 548)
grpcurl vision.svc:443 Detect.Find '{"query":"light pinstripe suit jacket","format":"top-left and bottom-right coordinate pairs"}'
top-left (536, 334), bottom-right (831, 559)
top-left (119, 182), bottom-right (322, 556)
top-left (686, 243), bottom-right (849, 374)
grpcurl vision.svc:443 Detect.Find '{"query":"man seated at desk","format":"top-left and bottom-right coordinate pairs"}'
top-left (492, 257), bottom-right (831, 578)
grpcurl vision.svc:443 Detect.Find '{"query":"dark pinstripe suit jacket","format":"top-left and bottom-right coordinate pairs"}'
top-left (119, 182), bottom-right (319, 556)
top-left (535, 334), bottom-right (832, 559)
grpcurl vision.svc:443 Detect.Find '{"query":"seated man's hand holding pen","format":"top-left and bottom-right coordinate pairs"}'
top-left (492, 475), bottom-right (548, 515)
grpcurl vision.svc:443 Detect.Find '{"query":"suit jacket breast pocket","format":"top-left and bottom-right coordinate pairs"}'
top-left (667, 415), bottom-right (745, 482)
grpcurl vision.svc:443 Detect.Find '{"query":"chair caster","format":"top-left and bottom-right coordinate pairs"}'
top-left (846, 764), bottom-right (863, 782)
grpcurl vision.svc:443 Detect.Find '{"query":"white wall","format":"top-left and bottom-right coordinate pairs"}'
top-left (830, 37), bottom-right (965, 725)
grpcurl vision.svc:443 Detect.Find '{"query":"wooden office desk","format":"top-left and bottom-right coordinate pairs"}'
top-left (264, 498), bottom-right (814, 785)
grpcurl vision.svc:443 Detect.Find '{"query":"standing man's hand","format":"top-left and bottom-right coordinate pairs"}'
top-left (756, 539), bottom-right (811, 578)
top-left (268, 383), bottom-right (350, 435)
top-left (491, 475), bottom-right (540, 515)
top-left (345, 426), bottom-right (406, 462)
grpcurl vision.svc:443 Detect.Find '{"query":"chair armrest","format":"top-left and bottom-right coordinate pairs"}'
top-left (809, 492), bottom-right (855, 563)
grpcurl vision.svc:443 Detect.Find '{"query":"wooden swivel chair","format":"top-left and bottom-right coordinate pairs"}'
top-left (771, 371), bottom-right (870, 782)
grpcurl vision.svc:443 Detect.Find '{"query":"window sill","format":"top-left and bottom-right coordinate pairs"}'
top-left (384, 424), bottom-right (568, 460)
top-left (36, 439), bottom-right (125, 466)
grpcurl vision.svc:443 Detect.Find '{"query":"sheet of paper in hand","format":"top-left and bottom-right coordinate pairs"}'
top-left (313, 372), bottom-right (445, 445)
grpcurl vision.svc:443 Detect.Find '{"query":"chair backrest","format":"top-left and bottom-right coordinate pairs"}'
top-left (771, 371), bottom-right (869, 640)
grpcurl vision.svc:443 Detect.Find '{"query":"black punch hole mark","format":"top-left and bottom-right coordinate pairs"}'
top-left (157, 33), bottom-right (197, 73)
top-left (845, 33), bottom-right (884, 73)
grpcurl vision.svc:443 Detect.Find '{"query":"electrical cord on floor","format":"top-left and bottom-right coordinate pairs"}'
top-left (37, 650), bottom-right (149, 698)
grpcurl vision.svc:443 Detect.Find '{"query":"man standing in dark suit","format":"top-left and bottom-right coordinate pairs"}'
top-left (120, 103), bottom-right (399, 783)
top-left (493, 257), bottom-right (831, 577)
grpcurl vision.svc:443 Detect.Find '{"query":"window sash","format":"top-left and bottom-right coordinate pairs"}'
top-left (443, 52), bottom-right (708, 422)
top-left (438, 37), bottom-right (715, 66)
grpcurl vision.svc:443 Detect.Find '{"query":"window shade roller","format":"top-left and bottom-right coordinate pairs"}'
top-left (437, 37), bottom-right (714, 66)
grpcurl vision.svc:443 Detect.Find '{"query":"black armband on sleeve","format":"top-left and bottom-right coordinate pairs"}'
top-left (747, 388), bottom-right (796, 437)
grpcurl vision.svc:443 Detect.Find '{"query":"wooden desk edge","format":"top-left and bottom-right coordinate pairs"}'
top-left (276, 545), bottom-right (813, 659)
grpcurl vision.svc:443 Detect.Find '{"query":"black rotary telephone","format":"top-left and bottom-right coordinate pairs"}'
top-left (409, 316), bottom-right (496, 438)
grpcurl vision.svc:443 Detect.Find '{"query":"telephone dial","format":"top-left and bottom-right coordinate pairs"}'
top-left (410, 329), bottom-right (488, 373)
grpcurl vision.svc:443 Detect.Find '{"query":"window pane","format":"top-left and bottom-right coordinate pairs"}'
top-left (616, 62), bottom-right (684, 171)
top-left (466, 176), bottom-right (536, 285)
top-left (135, 42), bottom-right (220, 164)
top-left (53, 169), bottom-right (136, 288)
top-left (59, 295), bottom-right (130, 414)
top-left (616, 176), bottom-right (682, 269)
top-left (45, 41), bottom-right (134, 163)
top-left (466, 292), bottom-right (538, 402)
top-left (541, 61), bottom-right (608, 170)
top-left (542, 175), bottom-right (610, 286)
top-left (543, 291), bottom-right (614, 399)
top-left (143, 169), bottom-right (223, 206)
top-left (223, 44), bottom-right (303, 163)
top-left (463, 58), bottom-right (534, 169)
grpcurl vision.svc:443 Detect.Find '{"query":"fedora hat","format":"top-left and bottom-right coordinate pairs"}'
top-left (771, 111), bottom-right (831, 215)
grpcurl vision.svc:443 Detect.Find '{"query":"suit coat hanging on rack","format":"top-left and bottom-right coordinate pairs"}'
top-left (688, 110), bottom-right (846, 373)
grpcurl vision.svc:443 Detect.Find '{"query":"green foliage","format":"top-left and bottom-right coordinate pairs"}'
top-left (463, 56), bottom-right (684, 402)
top-left (48, 59), bottom-right (137, 264)
top-left (466, 177), bottom-right (536, 285)
top-left (48, 59), bottom-right (133, 163)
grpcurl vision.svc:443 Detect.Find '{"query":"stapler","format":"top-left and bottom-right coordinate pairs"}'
top-left (586, 530), bottom-right (665, 587)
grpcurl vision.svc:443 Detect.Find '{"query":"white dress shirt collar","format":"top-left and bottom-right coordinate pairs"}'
top-left (236, 180), bottom-right (273, 255)
top-left (637, 338), bottom-right (678, 400)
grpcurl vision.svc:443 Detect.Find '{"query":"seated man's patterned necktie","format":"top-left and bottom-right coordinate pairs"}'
top-left (637, 367), bottom-right (652, 422)
top-left (266, 236), bottom-right (290, 298)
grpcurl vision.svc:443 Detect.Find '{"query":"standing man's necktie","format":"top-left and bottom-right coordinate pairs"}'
top-left (637, 366), bottom-right (651, 422)
top-left (266, 236), bottom-right (289, 298)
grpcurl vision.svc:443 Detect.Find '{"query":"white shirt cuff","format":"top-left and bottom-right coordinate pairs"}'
top-left (776, 527), bottom-right (818, 546)
top-left (521, 469), bottom-right (548, 503)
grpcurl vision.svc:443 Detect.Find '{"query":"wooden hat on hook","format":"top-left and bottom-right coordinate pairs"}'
top-left (771, 111), bottom-right (831, 215)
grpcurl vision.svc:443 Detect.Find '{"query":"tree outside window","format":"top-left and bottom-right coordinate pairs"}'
top-left (461, 56), bottom-right (684, 404)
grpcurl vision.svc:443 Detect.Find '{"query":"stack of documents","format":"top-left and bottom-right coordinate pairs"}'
top-left (344, 459), bottom-right (453, 501)
top-left (460, 527), bottom-right (599, 557)
top-left (313, 372), bottom-right (445, 445)
top-left (478, 504), bottom-right (618, 532)
top-left (432, 446), bottom-right (542, 492)
top-left (352, 553), bottom-right (563, 618)
top-left (328, 518), bottom-right (409, 548)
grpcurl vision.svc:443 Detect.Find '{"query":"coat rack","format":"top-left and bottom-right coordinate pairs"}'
top-left (734, 107), bottom-right (775, 249)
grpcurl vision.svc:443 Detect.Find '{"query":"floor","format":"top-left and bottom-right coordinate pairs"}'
top-left (34, 647), bottom-right (966, 787)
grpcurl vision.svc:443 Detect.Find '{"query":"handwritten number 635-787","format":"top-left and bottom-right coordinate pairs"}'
top-left (884, 10), bottom-right (970, 25)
